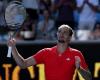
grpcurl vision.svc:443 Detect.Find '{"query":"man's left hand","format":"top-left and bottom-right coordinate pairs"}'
top-left (75, 56), bottom-right (81, 69)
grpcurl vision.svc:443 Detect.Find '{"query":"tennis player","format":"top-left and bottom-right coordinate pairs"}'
top-left (7, 24), bottom-right (92, 80)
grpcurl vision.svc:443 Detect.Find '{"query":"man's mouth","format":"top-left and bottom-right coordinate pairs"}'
top-left (58, 39), bottom-right (65, 43)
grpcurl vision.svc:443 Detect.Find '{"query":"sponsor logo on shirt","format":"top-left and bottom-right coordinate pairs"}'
top-left (66, 58), bottom-right (71, 61)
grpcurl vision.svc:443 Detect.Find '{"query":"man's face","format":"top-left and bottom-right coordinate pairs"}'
top-left (57, 26), bottom-right (71, 43)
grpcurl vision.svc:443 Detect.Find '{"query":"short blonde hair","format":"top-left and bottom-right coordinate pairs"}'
top-left (58, 24), bottom-right (74, 36)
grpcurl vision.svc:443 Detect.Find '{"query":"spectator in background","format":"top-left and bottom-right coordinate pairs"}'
top-left (51, 0), bottom-right (76, 30)
top-left (96, 1), bottom-right (100, 23)
top-left (0, 0), bottom-right (8, 41)
top-left (20, 0), bottom-right (39, 40)
top-left (39, 0), bottom-right (52, 11)
top-left (89, 22), bottom-right (100, 40)
top-left (36, 9), bottom-right (56, 40)
top-left (76, 0), bottom-right (99, 30)
top-left (76, 0), bottom-right (99, 40)
top-left (97, 0), bottom-right (100, 12)
top-left (98, 6), bottom-right (100, 12)
top-left (0, 0), bottom-right (3, 27)
top-left (0, 0), bottom-right (4, 41)
top-left (0, 0), bottom-right (7, 27)
top-left (38, 0), bottom-right (52, 21)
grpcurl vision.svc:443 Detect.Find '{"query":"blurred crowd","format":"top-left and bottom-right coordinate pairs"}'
top-left (0, 0), bottom-right (100, 41)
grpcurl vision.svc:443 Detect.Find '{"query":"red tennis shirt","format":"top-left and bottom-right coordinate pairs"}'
top-left (33, 46), bottom-right (88, 80)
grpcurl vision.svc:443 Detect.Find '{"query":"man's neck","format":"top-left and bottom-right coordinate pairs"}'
top-left (57, 42), bottom-right (69, 54)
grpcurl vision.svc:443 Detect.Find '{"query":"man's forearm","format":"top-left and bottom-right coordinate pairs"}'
top-left (78, 67), bottom-right (92, 80)
top-left (12, 46), bottom-right (26, 69)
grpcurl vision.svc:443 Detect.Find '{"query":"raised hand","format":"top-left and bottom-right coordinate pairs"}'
top-left (7, 33), bottom-right (16, 47)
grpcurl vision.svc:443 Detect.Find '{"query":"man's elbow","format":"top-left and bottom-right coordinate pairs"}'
top-left (17, 62), bottom-right (27, 69)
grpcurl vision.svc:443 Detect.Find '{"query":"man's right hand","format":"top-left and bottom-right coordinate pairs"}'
top-left (7, 38), bottom-right (16, 47)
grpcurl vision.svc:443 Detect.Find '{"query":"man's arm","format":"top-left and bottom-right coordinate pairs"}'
top-left (8, 38), bottom-right (36, 69)
top-left (75, 56), bottom-right (92, 80)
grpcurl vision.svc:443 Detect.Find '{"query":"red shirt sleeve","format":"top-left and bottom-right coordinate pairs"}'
top-left (33, 48), bottom-right (48, 64)
top-left (78, 51), bottom-right (88, 70)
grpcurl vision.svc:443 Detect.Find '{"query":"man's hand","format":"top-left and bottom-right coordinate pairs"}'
top-left (7, 37), bottom-right (16, 47)
top-left (75, 56), bottom-right (92, 80)
top-left (75, 56), bottom-right (81, 69)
